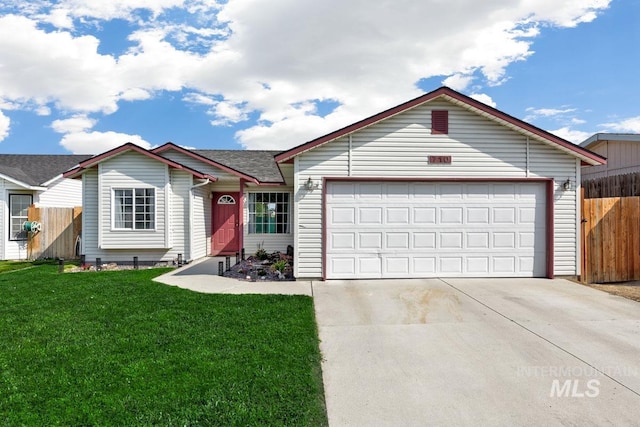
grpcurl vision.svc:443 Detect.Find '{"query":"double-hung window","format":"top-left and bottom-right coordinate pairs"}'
top-left (113, 188), bottom-right (155, 230)
top-left (248, 192), bottom-right (290, 234)
top-left (9, 194), bottom-right (32, 241)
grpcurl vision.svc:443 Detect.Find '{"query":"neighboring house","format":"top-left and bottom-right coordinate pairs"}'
top-left (64, 87), bottom-right (605, 279)
top-left (580, 133), bottom-right (640, 180)
top-left (0, 154), bottom-right (91, 259)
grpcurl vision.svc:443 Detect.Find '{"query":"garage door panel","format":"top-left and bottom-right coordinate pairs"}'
top-left (359, 233), bottom-right (382, 249)
top-left (359, 207), bottom-right (382, 224)
top-left (440, 207), bottom-right (463, 224)
top-left (386, 257), bottom-right (409, 274)
top-left (467, 257), bottom-right (489, 273)
top-left (467, 232), bottom-right (489, 249)
top-left (494, 257), bottom-right (516, 273)
top-left (331, 207), bottom-right (355, 224)
top-left (467, 207), bottom-right (490, 223)
top-left (386, 232), bottom-right (410, 249)
top-left (326, 181), bottom-right (546, 279)
top-left (360, 257), bottom-right (381, 275)
top-left (493, 207), bottom-right (516, 224)
top-left (414, 207), bottom-right (436, 223)
top-left (413, 232), bottom-right (436, 249)
top-left (493, 232), bottom-right (516, 249)
top-left (440, 232), bottom-right (463, 249)
top-left (440, 257), bottom-right (463, 273)
top-left (331, 233), bottom-right (355, 250)
top-left (386, 208), bottom-right (410, 224)
top-left (331, 258), bottom-right (355, 275)
top-left (414, 257), bottom-right (436, 273)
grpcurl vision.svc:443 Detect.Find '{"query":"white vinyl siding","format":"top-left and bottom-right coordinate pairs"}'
top-left (294, 100), bottom-right (580, 278)
top-left (82, 161), bottom-right (196, 264)
top-left (190, 184), bottom-right (209, 260)
top-left (98, 152), bottom-right (168, 250)
top-left (170, 170), bottom-right (191, 259)
top-left (36, 178), bottom-right (83, 208)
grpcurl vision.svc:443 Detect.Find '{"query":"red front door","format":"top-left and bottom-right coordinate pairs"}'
top-left (212, 192), bottom-right (240, 254)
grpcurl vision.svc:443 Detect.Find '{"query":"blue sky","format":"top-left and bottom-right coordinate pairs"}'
top-left (0, 0), bottom-right (637, 154)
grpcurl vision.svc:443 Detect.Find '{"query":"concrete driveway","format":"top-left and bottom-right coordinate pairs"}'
top-left (313, 278), bottom-right (640, 426)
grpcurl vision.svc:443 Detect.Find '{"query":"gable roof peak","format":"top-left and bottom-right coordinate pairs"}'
top-left (275, 86), bottom-right (605, 166)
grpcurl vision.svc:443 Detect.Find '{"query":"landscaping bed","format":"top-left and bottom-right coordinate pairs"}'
top-left (224, 249), bottom-right (295, 281)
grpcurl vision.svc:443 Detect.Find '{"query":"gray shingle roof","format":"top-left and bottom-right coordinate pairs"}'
top-left (192, 150), bottom-right (284, 183)
top-left (0, 155), bottom-right (92, 186)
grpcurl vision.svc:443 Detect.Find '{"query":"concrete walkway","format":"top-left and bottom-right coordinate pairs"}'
top-left (314, 278), bottom-right (640, 426)
top-left (153, 257), bottom-right (312, 295)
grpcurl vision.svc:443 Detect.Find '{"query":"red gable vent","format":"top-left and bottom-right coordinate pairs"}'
top-left (431, 110), bottom-right (448, 134)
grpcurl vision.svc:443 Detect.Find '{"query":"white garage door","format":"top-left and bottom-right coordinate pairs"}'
top-left (326, 181), bottom-right (547, 279)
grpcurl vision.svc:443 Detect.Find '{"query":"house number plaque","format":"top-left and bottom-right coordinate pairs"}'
top-left (428, 155), bottom-right (452, 164)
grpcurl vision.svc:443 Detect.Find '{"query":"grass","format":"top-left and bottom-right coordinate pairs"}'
top-left (0, 265), bottom-right (327, 426)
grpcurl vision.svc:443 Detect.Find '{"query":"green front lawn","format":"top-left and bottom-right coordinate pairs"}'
top-left (0, 265), bottom-right (327, 426)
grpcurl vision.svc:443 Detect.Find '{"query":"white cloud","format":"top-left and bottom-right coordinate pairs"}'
top-left (469, 93), bottom-right (497, 108)
top-left (35, 106), bottom-right (51, 116)
top-left (60, 130), bottom-right (151, 154)
top-left (601, 116), bottom-right (640, 133)
top-left (442, 74), bottom-right (474, 91)
top-left (526, 107), bottom-right (577, 118)
top-left (0, 0), bottom-right (612, 151)
top-left (183, 92), bottom-right (217, 106)
top-left (550, 127), bottom-right (592, 144)
top-left (209, 101), bottom-right (249, 126)
top-left (0, 111), bottom-right (10, 141)
top-left (51, 115), bottom-right (97, 134)
top-left (50, 0), bottom-right (186, 23)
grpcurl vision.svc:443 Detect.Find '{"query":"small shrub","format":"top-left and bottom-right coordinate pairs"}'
top-left (255, 248), bottom-right (269, 260)
top-left (271, 259), bottom-right (288, 273)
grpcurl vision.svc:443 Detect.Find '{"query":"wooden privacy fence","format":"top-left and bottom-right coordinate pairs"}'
top-left (583, 172), bottom-right (640, 198)
top-left (582, 196), bottom-right (640, 284)
top-left (26, 206), bottom-right (82, 260)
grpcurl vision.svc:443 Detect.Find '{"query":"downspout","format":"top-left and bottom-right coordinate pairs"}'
top-left (189, 178), bottom-right (211, 262)
top-left (526, 136), bottom-right (530, 177)
top-left (239, 178), bottom-right (246, 256)
top-left (348, 134), bottom-right (353, 176)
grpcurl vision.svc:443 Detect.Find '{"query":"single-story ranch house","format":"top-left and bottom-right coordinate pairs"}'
top-left (63, 87), bottom-right (606, 280)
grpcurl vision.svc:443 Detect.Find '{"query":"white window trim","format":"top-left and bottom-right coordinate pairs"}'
top-left (8, 193), bottom-right (33, 241)
top-left (247, 191), bottom-right (291, 235)
top-left (110, 187), bottom-right (157, 231)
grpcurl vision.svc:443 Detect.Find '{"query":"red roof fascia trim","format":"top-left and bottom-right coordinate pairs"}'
top-left (275, 87), bottom-right (606, 165)
top-left (153, 142), bottom-right (260, 184)
top-left (63, 142), bottom-right (216, 180)
top-left (62, 165), bottom-right (83, 179)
